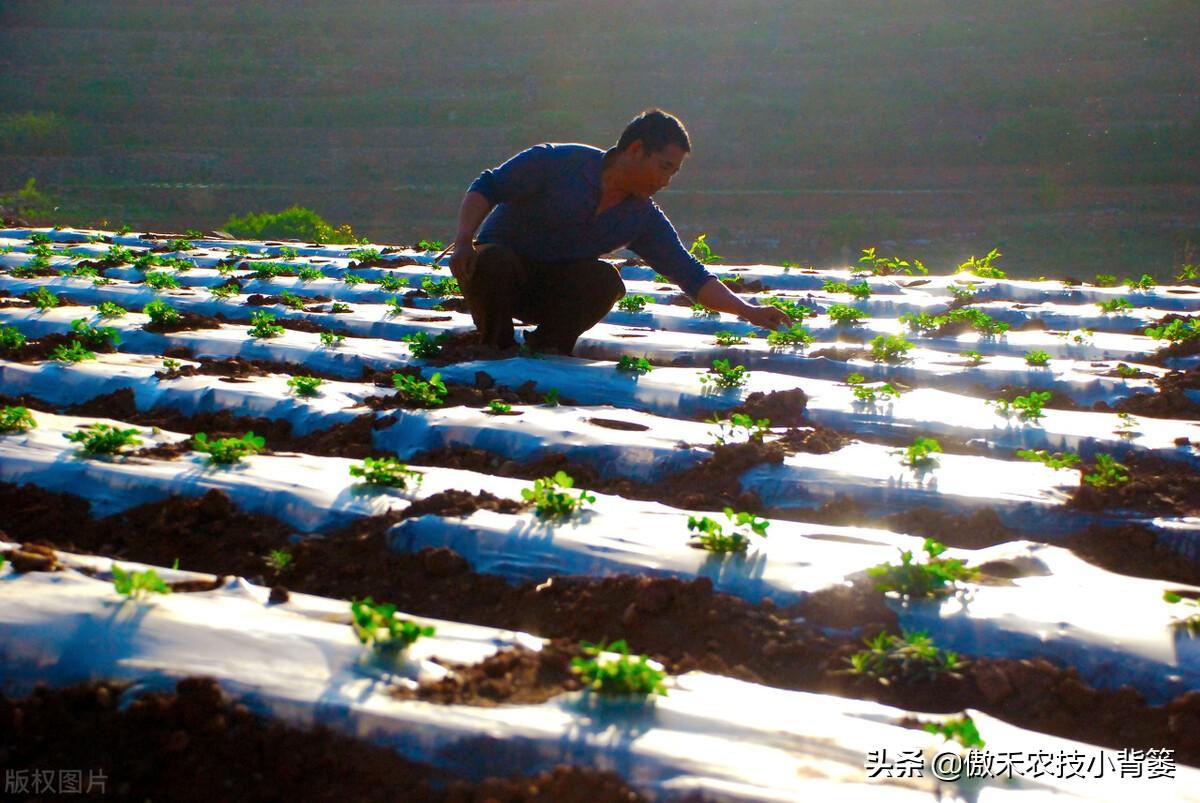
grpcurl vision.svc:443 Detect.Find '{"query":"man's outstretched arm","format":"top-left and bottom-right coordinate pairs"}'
top-left (449, 191), bottom-right (494, 288)
top-left (694, 276), bottom-right (791, 330)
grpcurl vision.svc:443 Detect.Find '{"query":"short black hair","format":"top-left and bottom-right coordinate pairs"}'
top-left (612, 108), bottom-right (691, 156)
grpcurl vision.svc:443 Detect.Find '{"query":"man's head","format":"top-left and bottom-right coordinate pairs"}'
top-left (608, 109), bottom-right (691, 199)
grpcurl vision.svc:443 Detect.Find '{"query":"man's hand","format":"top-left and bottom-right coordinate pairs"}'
top-left (448, 238), bottom-right (476, 290)
top-left (742, 303), bottom-right (792, 331)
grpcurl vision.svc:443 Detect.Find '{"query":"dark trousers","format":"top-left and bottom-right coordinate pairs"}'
top-left (462, 243), bottom-right (625, 355)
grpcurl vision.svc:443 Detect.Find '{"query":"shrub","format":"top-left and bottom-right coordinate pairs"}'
top-left (69, 318), bottom-right (120, 349)
top-left (111, 564), bottom-right (171, 599)
top-left (1084, 453), bottom-right (1129, 489)
top-left (49, 341), bottom-right (95, 363)
top-left (687, 507), bottom-right (769, 553)
top-left (144, 271), bottom-right (181, 291)
top-left (616, 355), bottom-right (653, 375)
top-left (700, 358), bottom-right (748, 388)
top-left (571, 640), bottom-right (667, 696)
top-left (287, 375), bottom-right (323, 396)
top-left (27, 286), bottom-right (58, 311)
top-left (827, 304), bottom-right (867, 325)
top-left (351, 597), bottom-right (434, 653)
top-left (868, 538), bottom-right (978, 599)
top-left (401, 331), bottom-right (448, 358)
top-left (248, 311), bottom-right (285, 338)
top-left (845, 630), bottom-right (964, 685)
top-left (94, 301), bottom-right (127, 318)
top-left (349, 456), bottom-right (423, 488)
top-left (0, 326), bottom-right (27, 350)
top-left (143, 299), bottom-right (181, 326)
top-left (0, 405), bottom-right (36, 433)
top-left (392, 371), bottom-right (447, 406)
top-left (868, 334), bottom-right (912, 363)
top-left (64, 423), bottom-right (142, 455)
top-left (957, 248), bottom-right (1005, 279)
top-left (1024, 350), bottom-right (1051, 367)
top-left (687, 234), bottom-right (721, 264)
top-left (192, 431), bottom-right (265, 465)
top-left (766, 323), bottom-right (814, 350)
top-left (1016, 449), bottom-right (1080, 470)
top-left (521, 470), bottom-right (595, 519)
top-left (222, 206), bottom-right (362, 244)
top-left (616, 294), bottom-right (651, 313)
top-left (900, 436), bottom-right (942, 468)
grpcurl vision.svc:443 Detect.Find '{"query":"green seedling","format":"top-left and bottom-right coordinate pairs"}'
top-left (209, 283), bottom-right (239, 300)
top-left (923, 715), bottom-right (985, 749)
top-left (957, 248), bottom-right (1005, 279)
top-left (248, 311), bottom-right (285, 338)
top-left (821, 279), bottom-right (872, 300)
top-left (700, 358), bottom-right (749, 388)
top-left (542, 388), bottom-right (560, 406)
top-left (342, 272), bottom-right (365, 286)
top-left (392, 371), bottom-right (448, 406)
top-left (50, 341), bottom-right (96, 363)
top-left (165, 238), bottom-right (194, 253)
top-left (65, 423), bottom-right (142, 455)
top-left (899, 311), bottom-right (939, 334)
top-left (868, 538), bottom-right (978, 599)
top-left (766, 323), bottom-right (814, 350)
top-left (297, 266), bottom-right (323, 282)
top-left (1024, 350), bottom-right (1051, 367)
top-left (162, 358), bottom-right (181, 371)
top-left (349, 456), bottom-right (423, 488)
top-left (709, 411), bottom-right (771, 446)
top-left (687, 506), bottom-right (769, 553)
top-left (960, 350), bottom-right (985, 365)
top-left (1093, 274), bottom-right (1118, 287)
top-left (70, 318), bottom-right (120, 349)
top-left (1114, 362), bottom-right (1141, 378)
top-left (1125, 274), bottom-right (1155, 292)
top-left (616, 294), bottom-right (652, 313)
top-left (616, 355), bottom-right (653, 375)
top-left (111, 564), bottom-right (171, 599)
top-left (852, 383), bottom-right (899, 404)
top-left (1098, 297), bottom-right (1132, 314)
top-left (144, 271), bottom-right (181, 291)
top-left (351, 596), bottom-right (434, 653)
top-left (420, 276), bottom-right (460, 296)
top-left (992, 391), bottom-right (1052, 422)
top-left (713, 330), bottom-right (745, 346)
top-left (1084, 453), bottom-right (1129, 490)
top-left (688, 234), bottom-right (721, 264)
top-left (844, 372), bottom-right (866, 385)
top-left (192, 431), bottom-right (265, 465)
top-left (65, 263), bottom-right (98, 279)
top-left (319, 330), bottom-right (344, 348)
top-left (0, 406), bottom-right (36, 433)
top-left (1, 326), bottom-right (27, 350)
top-left (869, 334), bottom-right (913, 363)
top-left (378, 273), bottom-right (407, 292)
top-left (274, 246), bottom-right (299, 260)
top-left (691, 303), bottom-right (720, 318)
top-left (858, 247), bottom-right (926, 276)
top-left (401, 331), bottom-right (449, 358)
top-left (265, 549), bottom-right (293, 572)
top-left (521, 470), bottom-right (595, 519)
top-left (827, 304), bottom-right (867, 325)
top-left (287, 375), bottom-right (323, 396)
top-left (949, 284), bottom-right (978, 303)
top-left (384, 295), bottom-right (406, 317)
top-left (900, 436), bottom-right (942, 468)
top-left (1016, 449), bottom-right (1080, 470)
top-left (763, 296), bottom-right (814, 321)
top-left (415, 239), bottom-right (445, 252)
top-left (1177, 264), bottom-right (1199, 282)
top-left (652, 272), bottom-right (671, 284)
top-left (1163, 591), bottom-right (1200, 634)
top-left (252, 262), bottom-right (294, 280)
top-left (487, 399), bottom-right (513, 414)
top-left (94, 301), bottom-right (127, 318)
top-left (277, 290), bottom-right (307, 310)
top-left (28, 232), bottom-right (51, 245)
top-left (348, 247), bottom-right (382, 262)
top-left (143, 299), bottom-right (181, 326)
top-left (27, 287), bottom-right (59, 311)
top-left (571, 640), bottom-right (667, 697)
top-left (845, 630), bottom-right (964, 685)
top-left (1145, 319), bottom-right (1200, 342)
top-left (330, 302), bottom-right (351, 313)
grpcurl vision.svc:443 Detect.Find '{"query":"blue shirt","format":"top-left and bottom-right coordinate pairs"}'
top-left (468, 143), bottom-right (714, 298)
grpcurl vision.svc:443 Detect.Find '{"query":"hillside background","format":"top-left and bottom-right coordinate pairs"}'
top-left (0, 0), bottom-right (1197, 278)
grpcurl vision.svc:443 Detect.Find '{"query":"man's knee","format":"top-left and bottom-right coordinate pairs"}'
top-left (469, 244), bottom-right (522, 293)
top-left (594, 262), bottom-right (626, 305)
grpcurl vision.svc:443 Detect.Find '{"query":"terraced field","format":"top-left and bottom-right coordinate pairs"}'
top-left (2, 227), bottom-right (1199, 801)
